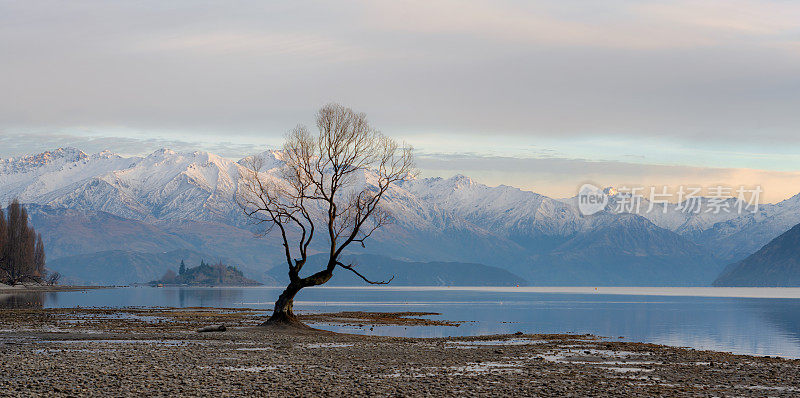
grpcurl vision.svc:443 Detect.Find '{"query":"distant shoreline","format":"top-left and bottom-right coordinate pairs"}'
top-left (0, 284), bottom-right (109, 293)
top-left (8, 284), bottom-right (800, 299)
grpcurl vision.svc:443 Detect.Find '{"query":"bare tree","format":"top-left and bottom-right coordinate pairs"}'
top-left (238, 103), bottom-right (415, 326)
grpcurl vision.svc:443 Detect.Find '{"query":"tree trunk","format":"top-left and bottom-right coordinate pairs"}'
top-left (261, 283), bottom-right (307, 327)
top-left (262, 269), bottom-right (334, 327)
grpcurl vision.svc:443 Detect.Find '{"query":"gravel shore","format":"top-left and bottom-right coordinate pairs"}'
top-left (1, 307), bottom-right (799, 397)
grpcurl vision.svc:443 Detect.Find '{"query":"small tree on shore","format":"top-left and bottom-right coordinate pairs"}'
top-left (46, 271), bottom-right (61, 285)
top-left (238, 103), bottom-right (415, 326)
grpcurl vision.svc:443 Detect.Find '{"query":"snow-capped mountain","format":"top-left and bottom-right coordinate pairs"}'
top-left (0, 147), bottom-right (89, 174)
top-left (1, 148), bottom-right (282, 224)
top-left (561, 189), bottom-right (800, 261)
top-left (691, 193), bottom-right (800, 260)
top-left (400, 176), bottom-right (585, 236)
top-left (3, 147), bottom-right (798, 285)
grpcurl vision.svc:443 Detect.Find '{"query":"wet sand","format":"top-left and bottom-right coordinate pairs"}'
top-left (1, 307), bottom-right (799, 397)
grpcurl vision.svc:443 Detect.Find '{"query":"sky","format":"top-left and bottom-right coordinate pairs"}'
top-left (1, 1), bottom-right (800, 202)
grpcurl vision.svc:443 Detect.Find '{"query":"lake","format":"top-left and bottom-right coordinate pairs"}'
top-left (4, 286), bottom-right (800, 358)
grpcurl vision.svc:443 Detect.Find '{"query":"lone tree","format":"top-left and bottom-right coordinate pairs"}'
top-left (238, 103), bottom-right (415, 326)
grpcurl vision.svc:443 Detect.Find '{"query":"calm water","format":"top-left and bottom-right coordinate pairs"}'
top-left (3, 286), bottom-right (800, 358)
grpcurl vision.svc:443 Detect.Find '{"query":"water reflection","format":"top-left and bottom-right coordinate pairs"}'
top-left (3, 286), bottom-right (800, 358)
top-left (159, 288), bottom-right (247, 308)
top-left (0, 292), bottom-right (45, 309)
top-left (738, 298), bottom-right (800, 357)
top-left (745, 298), bottom-right (800, 340)
top-left (29, 287), bottom-right (253, 309)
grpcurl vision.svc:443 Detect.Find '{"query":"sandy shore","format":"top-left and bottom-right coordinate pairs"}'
top-left (1, 307), bottom-right (799, 397)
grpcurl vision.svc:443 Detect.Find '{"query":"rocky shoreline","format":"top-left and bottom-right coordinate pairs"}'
top-left (1, 307), bottom-right (799, 397)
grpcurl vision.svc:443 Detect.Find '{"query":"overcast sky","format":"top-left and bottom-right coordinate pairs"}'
top-left (2, 1), bottom-right (800, 202)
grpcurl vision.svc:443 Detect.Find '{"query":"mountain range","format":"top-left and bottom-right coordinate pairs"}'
top-left (3, 147), bottom-right (799, 286)
top-left (713, 223), bottom-right (800, 286)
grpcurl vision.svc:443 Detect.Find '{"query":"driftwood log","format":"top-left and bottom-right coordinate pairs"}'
top-left (197, 324), bottom-right (227, 333)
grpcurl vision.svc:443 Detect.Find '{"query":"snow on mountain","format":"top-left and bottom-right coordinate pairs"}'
top-left (629, 195), bottom-right (800, 261)
top-left (397, 175), bottom-right (585, 238)
top-left (3, 148), bottom-right (796, 247)
top-left (1, 148), bottom-right (261, 223)
top-left (238, 149), bottom-right (286, 172)
top-left (559, 189), bottom-right (797, 261)
top-left (0, 148), bottom-right (137, 206)
top-left (560, 191), bottom-right (750, 235)
top-left (0, 147), bottom-right (89, 174)
top-left (691, 193), bottom-right (800, 260)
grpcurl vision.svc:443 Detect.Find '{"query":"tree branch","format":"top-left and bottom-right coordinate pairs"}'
top-left (336, 261), bottom-right (394, 285)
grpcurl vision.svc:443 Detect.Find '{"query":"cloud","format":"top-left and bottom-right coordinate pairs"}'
top-left (1, 0), bottom-right (799, 193)
top-left (0, 131), bottom-right (273, 159)
top-left (417, 153), bottom-right (800, 204)
top-left (634, 0), bottom-right (800, 37)
top-left (134, 31), bottom-right (372, 62)
top-left (2, 1), bottom-right (800, 142)
top-left (364, 0), bottom-right (718, 49)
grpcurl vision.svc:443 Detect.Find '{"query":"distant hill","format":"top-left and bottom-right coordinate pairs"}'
top-left (713, 223), bottom-right (800, 286)
top-left (268, 254), bottom-right (527, 286)
top-left (150, 261), bottom-right (261, 287)
top-left (47, 249), bottom-right (271, 286)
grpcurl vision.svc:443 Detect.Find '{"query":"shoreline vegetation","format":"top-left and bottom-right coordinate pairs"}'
top-left (0, 200), bottom-right (55, 286)
top-left (1, 305), bottom-right (798, 396)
